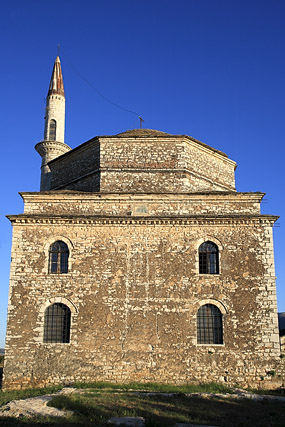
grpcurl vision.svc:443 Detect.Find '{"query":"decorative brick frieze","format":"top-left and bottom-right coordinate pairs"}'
top-left (7, 214), bottom-right (278, 227)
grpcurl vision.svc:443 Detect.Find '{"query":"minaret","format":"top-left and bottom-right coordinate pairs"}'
top-left (35, 56), bottom-right (71, 191)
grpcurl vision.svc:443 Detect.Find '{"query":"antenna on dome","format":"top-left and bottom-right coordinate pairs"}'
top-left (139, 116), bottom-right (144, 129)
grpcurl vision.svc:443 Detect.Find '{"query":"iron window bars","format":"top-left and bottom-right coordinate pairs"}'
top-left (199, 241), bottom-right (219, 274)
top-left (197, 303), bottom-right (223, 344)
top-left (43, 303), bottom-right (71, 343)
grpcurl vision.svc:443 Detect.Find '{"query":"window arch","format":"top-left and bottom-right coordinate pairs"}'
top-left (197, 304), bottom-right (223, 344)
top-left (48, 240), bottom-right (69, 274)
top-left (49, 119), bottom-right (56, 140)
top-left (43, 303), bottom-right (71, 343)
top-left (199, 241), bottom-right (219, 274)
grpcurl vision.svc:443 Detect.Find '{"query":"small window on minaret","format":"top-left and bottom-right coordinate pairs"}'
top-left (49, 119), bottom-right (57, 141)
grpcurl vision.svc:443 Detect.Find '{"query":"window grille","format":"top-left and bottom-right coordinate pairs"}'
top-left (48, 241), bottom-right (69, 274)
top-left (199, 241), bottom-right (219, 274)
top-left (197, 304), bottom-right (223, 344)
top-left (49, 119), bottom-right (56, 141)
top-left (43, 303), bottom-right (71, 343)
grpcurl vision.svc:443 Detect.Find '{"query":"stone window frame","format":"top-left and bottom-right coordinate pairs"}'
top-left (195, 237), bottom-right (223, 275)
top-left (194, 298), bottom-right (227, 347)
top-left (44, 236), bottom-right (73, 275)
top-left (37, 296), bottom-right (78, 345)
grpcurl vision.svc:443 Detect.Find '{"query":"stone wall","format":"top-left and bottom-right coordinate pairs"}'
top-left (22, 192), bottom-right (262, 217)
top-left (48, 133), bottom-right (236, 193)
top-left (4, 129), bottom-right (283, 390)
top-left (49, 140), bottom-right (100, 191)
top-left (3, 194), bottom-right (282, 390)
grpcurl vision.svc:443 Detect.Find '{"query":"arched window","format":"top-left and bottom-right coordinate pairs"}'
top-left (197, 304), bottom-right (223, 344)
top-left (199, 241), bottom-right (219, 274)
top-left (43, 303), bottom-right (71, 343)
top-left (49, 119), bottom-right (56, 140)
top-left (48, 241), bottom-right (69, 274)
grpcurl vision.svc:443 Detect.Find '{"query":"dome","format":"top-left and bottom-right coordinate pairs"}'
top-left (116, 129), bottom-right (172, 137)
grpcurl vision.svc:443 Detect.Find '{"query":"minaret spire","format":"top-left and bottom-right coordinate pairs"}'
top-left (47, 56), bottom-right (65, 98)
top-left (35, 55), bottom-right (71, 191)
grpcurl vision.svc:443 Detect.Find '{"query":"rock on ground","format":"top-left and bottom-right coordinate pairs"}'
top-left (0, 387), bottom-right (75, 418)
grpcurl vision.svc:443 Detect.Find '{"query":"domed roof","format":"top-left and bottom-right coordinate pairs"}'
top-left (116, 129), bottom-right (172, 137)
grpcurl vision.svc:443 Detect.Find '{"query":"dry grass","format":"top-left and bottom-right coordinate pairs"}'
top-left (0, 382), bottom-right (284, 426)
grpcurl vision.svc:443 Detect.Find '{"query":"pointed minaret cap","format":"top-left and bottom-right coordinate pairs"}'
top-left (47, 56), bottom-right (65, 97)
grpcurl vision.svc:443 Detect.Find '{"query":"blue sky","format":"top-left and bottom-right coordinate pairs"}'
top-left (0, 0), bottom-right (284, 348)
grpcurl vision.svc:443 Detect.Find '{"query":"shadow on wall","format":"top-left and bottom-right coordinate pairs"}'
top-left (278, 312), bottom-right (285, 332)
top-left (278, 313), bottom-right (285, 354)
top-left (0, 354), bottom-right (4, 389)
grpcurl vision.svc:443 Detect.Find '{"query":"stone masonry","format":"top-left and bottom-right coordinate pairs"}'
top-left (47, 130), bottom-right (236, 193)
top-left (3, 127), bottom-right (284, 390)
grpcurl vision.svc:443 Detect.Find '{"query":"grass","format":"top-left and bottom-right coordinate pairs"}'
top-left (70, 380), bottom-right (235, 394)
top-left (0, 382), bottom-right (284, 426)
top-left (247, 387), bottom-right (285, 396)
top-left (0, 416), bottom-right (76, 426)
top-left (46, 390), bottom-right (285, 426)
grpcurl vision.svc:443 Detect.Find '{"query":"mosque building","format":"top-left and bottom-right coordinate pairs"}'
top-left (3, 56), bottom-right (283, 390)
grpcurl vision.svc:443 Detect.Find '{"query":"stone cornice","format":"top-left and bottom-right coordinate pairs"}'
top-left (20, 191), bottom-right (265, 203)
top-left (7, 214), bottom-right (279, 226)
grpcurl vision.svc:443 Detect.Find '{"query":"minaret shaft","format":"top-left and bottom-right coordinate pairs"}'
top-left (43, 94), bottom-right (65, 143)
top-left (35, 56), bottom-right (71, 191)
top-left (44, 56), bottom-right (65, 143)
